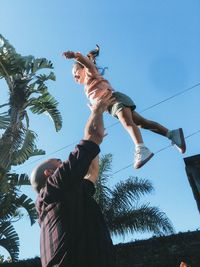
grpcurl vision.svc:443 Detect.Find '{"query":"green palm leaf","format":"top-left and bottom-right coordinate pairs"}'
top-left (15, 194), bottom-right (37, 225)
top-left (0, 175), bottom-right (36, 224)
top-left (0, 112), bottom-right (10, 129)
top-left (0, 179), bottom-right (19, 221)
top-left (36, 71), bottom-right (56, 82)
top-left (98, 153), bottom-right (112, 184)
top-left (26, 72), bottom-right (56, 96)
top-left (94, 154), bottom-right (113, 209)
top-left (29, 92), bottom-right (62, 131)
top-left (31, 58), bottom-right (53, 74)
top-left (7, 173), bottom-right (30, 186)
top-left (95, 154), bottom-right (175, 240)
top-left (0, 36), bottom-right (23, 80)
top-left (0, 222), bottom-right (19, 261)
top-left (17, 173), bottom-right (30, 185)
top-left (109, 177), bottom-right (154, 211)
top-left (11, 130), bottom-right (45, 166)
top-left (0, 37), bottom-right (52, 78)
top-left (109, 204), bottom-right (174, 237)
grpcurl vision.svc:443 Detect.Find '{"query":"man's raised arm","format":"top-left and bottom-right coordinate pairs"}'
top-left (83, 94), bottom-right (115, 145)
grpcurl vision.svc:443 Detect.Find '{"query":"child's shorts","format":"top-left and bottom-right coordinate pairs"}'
top-left (108, 91), bottom-right (136, 118)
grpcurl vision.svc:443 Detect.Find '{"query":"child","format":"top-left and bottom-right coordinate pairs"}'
top-left (63, 45), bottom-right (186, 169)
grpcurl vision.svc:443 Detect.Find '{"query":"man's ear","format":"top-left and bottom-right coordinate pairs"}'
top-left (44, 169), bottom-right (53, 177)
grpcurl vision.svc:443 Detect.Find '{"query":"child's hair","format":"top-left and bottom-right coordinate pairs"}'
top-left (72, 45), bottom-right (99, 72)
top-left (87, 44), bottom-right (100, 65)
top-left (87, 44), bottom-right (108, 75)
top-left (73, 44), bottom-right (107, 75)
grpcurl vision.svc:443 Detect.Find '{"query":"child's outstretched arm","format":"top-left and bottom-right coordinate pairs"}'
top-left (63, 51), bottom-right (94, 69)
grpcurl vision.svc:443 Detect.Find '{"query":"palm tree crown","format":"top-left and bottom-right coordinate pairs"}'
top-left (94, 154), bottom-right (174, 239)
top-left (0, 34), bottom-right (62, 170)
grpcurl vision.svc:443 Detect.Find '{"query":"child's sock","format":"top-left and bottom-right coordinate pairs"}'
top-left (136, 143), bottom-right (145, 149)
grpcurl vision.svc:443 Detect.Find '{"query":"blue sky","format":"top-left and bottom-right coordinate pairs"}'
top-left (0, 0), bottom-right (200, 260)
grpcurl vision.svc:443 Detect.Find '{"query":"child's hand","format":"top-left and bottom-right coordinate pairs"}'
top-left (62, 51), bottom-right (75, 59)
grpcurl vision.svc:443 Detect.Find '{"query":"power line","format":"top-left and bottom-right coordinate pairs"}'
top-left (139, 82), bottom-right (200, 113)
top-left (112, 129), bottom-right (200, 175)
top-left (14, 141), bottom-right (78, 171)
top-left (14, 81), bottom-right (200, 172)
top-left (107, 81), bottom-right (200, 129)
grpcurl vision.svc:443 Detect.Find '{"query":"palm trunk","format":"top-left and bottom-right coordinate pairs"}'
top-left (0, 106), bottom-right (22, 170)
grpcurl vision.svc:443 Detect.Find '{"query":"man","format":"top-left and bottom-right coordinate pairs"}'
top-left (30, 95), bottom-right (115, 267)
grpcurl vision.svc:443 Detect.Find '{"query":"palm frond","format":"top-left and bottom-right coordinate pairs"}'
top-left (31, 58), bottom-right (53, 74)
top-left (17, 173), bottom-right (30, 185)
top-left (93, 153), bottom-right (174, 240)
top-left (15, 194), bottom-right (37, 225)
top-left (0, 182), bottom-right (19, 220)
top-left (98, 154), bottom-right (112, 185)
top-left (108, 204), bottom-right (174, 238)
top-left (94, 154), bottom-right (113, 208)
top-left (7, 173), bottom-right (30, 186)
top-left (94, 184), bottom-right (112, 212)
top-left (23, 72), bottom-right (56, 100)
top-left (36, 71), bottom-right (56, 82)
top-left (11, 129), bottom-right (45, 166)
top-left (29, 92), bottom-right (62, 131)
top-left (26, 71), bottom-right (56, 96)
top-left (109, 177), bottom-right (154, 211)
top-left (0, 175), bottom-right (34, 222)
top-left (0, 112), bottom-right (10, 129)
top-left (0, 221), bottom-right (19, 261)
top-left (0, 35), bottom-right (24, 82)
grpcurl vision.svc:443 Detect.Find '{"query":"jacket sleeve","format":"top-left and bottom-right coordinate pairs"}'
top-left (47, 140), bottom-right (100, 190)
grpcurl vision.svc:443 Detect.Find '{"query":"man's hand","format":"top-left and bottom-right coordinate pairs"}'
top-left (88, 93), bottom-right (116, 113)
top-left (84, 94), bottom-right (115, 145)
top-left (62, 51), bottom-right (75, 59)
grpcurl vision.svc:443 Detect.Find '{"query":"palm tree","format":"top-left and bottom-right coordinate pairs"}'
top-left (94, 154), bottom-right (174, 239)
top-left (0, 34), bottom-right (62, 170)
top-left (0, 173), bottom-right (37, 261)
top-left (0, 34), bottom-right (62, 261)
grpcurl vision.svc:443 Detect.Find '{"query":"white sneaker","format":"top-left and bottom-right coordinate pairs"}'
top-left (134, 146), bottom-right (154, 169)
top-left (168, 128), bottom-right (186, 154)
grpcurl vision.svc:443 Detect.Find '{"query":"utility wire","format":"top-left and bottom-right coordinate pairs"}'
top-left (107, 81), bottom-right (200, 129)
top-left (14, 141), bottom-right (78, 171)
top-left (14, 82), bottom-right (200, 172)
top-left (139, 82), bottom-right (200, 113)
top-left (112, 129), bottom-right (200, 175)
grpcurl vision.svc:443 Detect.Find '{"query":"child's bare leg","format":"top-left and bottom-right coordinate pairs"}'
top-left (117, 107), bottom-right (154, 169)
top-left (131, 111), bottom-right (168, 137)
top-left (131, 111), bottom-right (186, 153)
top-left (117, 107), bottom-right (143, 145)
